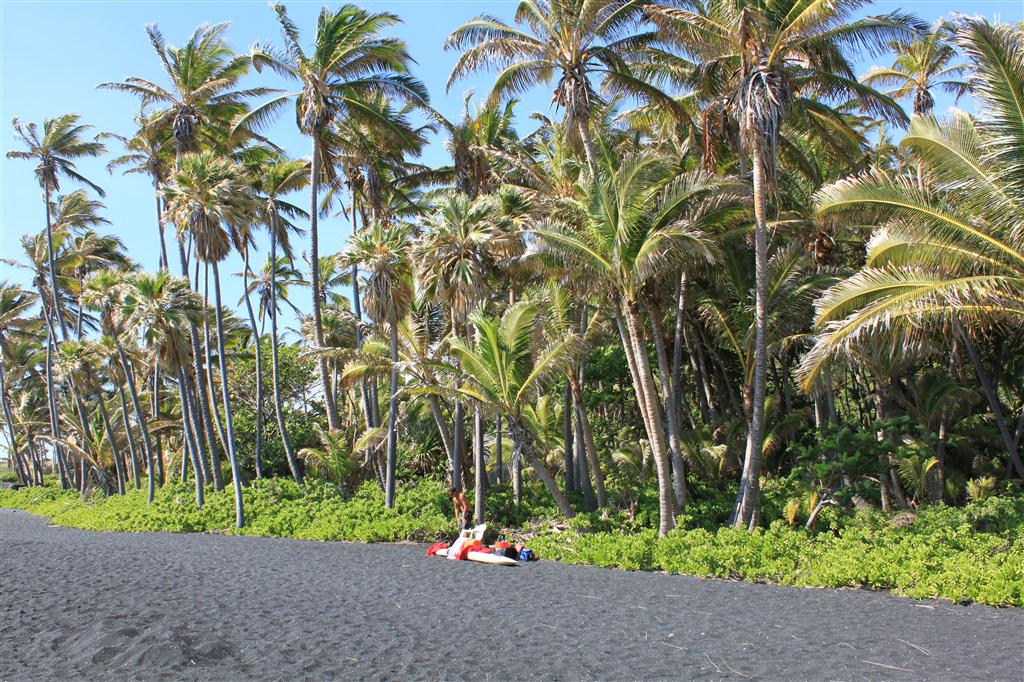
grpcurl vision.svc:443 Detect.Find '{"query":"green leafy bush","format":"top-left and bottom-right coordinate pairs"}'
top-left (3, 483), bottom-right (1021, 606)
top-left (533, 496), bottom-right (1024, 606)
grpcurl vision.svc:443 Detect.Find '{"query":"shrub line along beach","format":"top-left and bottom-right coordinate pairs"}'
top-left (2, 480), bottom-right (1021, 607)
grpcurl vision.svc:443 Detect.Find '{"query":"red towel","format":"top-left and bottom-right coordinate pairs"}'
top-left (426, 542), bottom-right (449, 557)
top-left (456, 539), bottom-right (483, 560)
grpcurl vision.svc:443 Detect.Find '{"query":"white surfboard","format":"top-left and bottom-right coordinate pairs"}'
top-left (436, 547), bottom-right (518, 566)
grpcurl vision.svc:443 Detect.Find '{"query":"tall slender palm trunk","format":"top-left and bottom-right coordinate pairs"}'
top-left (176, 239), bottom-right (221, 489)
top-left (96, 396), bottom-right (125, 495)
top-left (242, 249), bottom-right (264, 479)
top-left (153, 176), bottom-right (169, 272)
top-left (735, 141), bottom-right (769, 530)
top-left (177, 367), bottom-right (205, 507)
top-left (117, 385), bottom-right (142, 489)
top-left (622, 300), bottom-right (676, 535)
top-left (269, 221), bottom-right (303, 483)
top-left (211, 260), bottom-right (244, 528)
top-left (385, 323), bottom-right (400, 508)
top-left (562, 382), bottom-right (574, 493)
top-left (309, 138), bottom-right (340, 430)
top-left (0, 358), bottom-right (30, 486)
top-left (646, 300), bottom-right (687, 511)
top-left (958, 326), bottom-right (1024, 478)
top-left (116, 342), bottom-right (155, 502)
top-left (508, 415), bottom-right (574, 517)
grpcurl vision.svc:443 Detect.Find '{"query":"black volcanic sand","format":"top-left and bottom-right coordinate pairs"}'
top-left (2, 510), bottom-right (1022, 681)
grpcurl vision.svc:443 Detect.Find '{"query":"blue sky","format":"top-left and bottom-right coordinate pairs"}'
top-left (2, 0), bottom-right (1022, 339)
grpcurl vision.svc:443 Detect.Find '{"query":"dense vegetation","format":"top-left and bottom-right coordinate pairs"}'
top-left (2, 479), bottom-right (1020, 606)
top-left (2, 1), bottom-right (1022, 601)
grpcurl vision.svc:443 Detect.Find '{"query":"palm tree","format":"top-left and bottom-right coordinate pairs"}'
top-left (7, 114), bottom-right (106, 339)
top-left (647, 0), bottom-right (920, 529)
top-left (246, 158), bottom-right (309, 483)
top-left (100, 23), bottom-right (260, 158)
top-left (81, 270), bottom-right (161, 493)
top-left (415, 192), bottom-right (516, 491)
top-left (239, 3), bottom-right (429, 431)
top-left (102, 113), bottom-right (175, 271)
top-left (163, 152), bottom-right (254, 527)
top-left (535, 154), bottom-right (740, 534)
top-left (435, 95), bottom-right (519, 198)
top-left (862, 22), bottom-right (968, 118)
top-left (448, 302), bottom-right (582, 518)
top-left (345, 222), bottom-right (415, 507)
top-left (0, 282), bottom-right (37, 486)
top-left (102, 23), bottom-right (266, 485)
top-left (445, 0), bottom-right (678, 172)
top-left (120, 272), bottom-right (209, 505)
top-left (802, 19), bottom-right (1024, 480)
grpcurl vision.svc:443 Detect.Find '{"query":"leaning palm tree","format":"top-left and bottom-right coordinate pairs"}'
top-left (345, 221), bottom-right (415, 507)
top-left (163, 152), bottom-right (254, 527)
top-left (802, 18), bottom-right (1024, 480)
top-left (448, 302), bottom-right (582, 518)
top-left (535, 154), bottom-right (741, 535)
top-left (7, 114), bottom-right (105, 338)
top-left (445, 0), bottom-right (678, 173)
top-left (647, 0), bottom-right (919, 529)
top-left (239, 3), bottom-right (429, 431)
top-left (120, 272), bottom-right (209, 505)
top-left (81, 271), bottom-right (161, 499)
top-left (0, 282), bottom-right (38, 486)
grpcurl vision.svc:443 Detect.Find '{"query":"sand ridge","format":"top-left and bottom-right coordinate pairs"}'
top-left (1, 509), bottom-right (1021, 680)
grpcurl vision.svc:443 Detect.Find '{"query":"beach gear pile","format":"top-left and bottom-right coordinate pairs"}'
top-left (426, 532), bottom-right (537, 563)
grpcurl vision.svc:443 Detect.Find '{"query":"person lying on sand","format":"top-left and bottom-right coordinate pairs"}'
top-left (447, 487), bottom-right (473, 530)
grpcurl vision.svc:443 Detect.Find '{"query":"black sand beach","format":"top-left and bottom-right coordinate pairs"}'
top-left (1, 509), bottom-right (1021, 681)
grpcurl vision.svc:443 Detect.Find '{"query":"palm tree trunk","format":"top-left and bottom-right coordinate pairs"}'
top-left (177, 367), bottom-right (205, 507)
top-left (153, 176), bottom-right (169, 272)
top-left (116, 342), bottom-right (155, 502)
top-left (202, 264), bottom-right (229, 463)
top-left (686, 322), bottom-right (716, 422)
top-left (508, 415), bottom-right (575, 518)
top-left (569, 372), bottom-right (607, 509)
top-left (269, 218), bottom-right (303, 484)
top-left (573, 391), bottom-right (596, 512)
top-left (562, 381), bottom-right (575, 493)
top-left (242, 249), bottom-right (264, 479)
top-left (117, 386), bottom-right (142, 489)
top-left (385, 323), bottom-right (400, 508)
top-left (734, 139), bottom-right (770, 531)
top-left (211, 260), bottom-right (244, 528)
top-left (474, 403), bottom-right (486, 524)
top-left (577, 120), bottom-right (598, 176)
top-left (958, 327), bottom-right (1024, 478)
top-left (0, 358), bottom-right (30, 487)
top-left (96, 396), bottom-right (125, 495)
top-left (43, 186), bottom-right (69, 339)
top-left (623, 300), bottom-right (676, 535)
top-left (309, 137), bottom-right (340, 430)
top-left (452, 321), bottom-right (465, 493)
top-left (495, 415), bottom-right (503, 485)
top-left (645, 300), bottom-right (687, 511)
top-left (177, 238), bottom-right (220, 489)
top-left (671, 274), bottom-right (696, 432)
top-left (43, 326), bottom-right (70, 489)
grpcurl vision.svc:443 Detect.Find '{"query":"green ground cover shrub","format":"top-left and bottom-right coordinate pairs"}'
top-left (3, 482), bottom-right (1021, 606)
top-left (531, 496), bottom-right (1024, 606)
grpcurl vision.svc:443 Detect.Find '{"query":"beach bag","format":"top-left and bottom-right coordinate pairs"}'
top-left (518, 549), bottom-right (535, 561)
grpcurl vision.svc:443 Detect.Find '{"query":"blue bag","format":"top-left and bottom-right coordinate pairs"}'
top-left (518, 548), bottom-right (535, 561)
